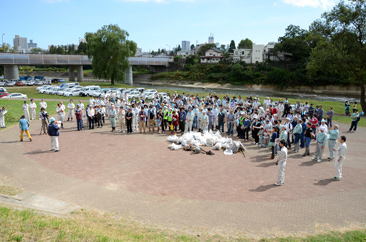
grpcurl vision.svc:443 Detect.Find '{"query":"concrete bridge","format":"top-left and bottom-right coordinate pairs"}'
top-left (0, 53), bottom-right (173, 85)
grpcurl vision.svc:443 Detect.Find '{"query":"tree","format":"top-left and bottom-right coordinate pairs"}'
top-left (220, 44), bottom-right (226, 52)
top-left (77, 41), bottom-right (87, 54)
top-left (228, 40), bottom-right (236, 53)
top-left (85, 24), bottom-right (137, 85)
top-left (274, 25), bottom-right (312, 63)
top-left (176, 44), bottom-right (181, 51)
top-left (190, 44), bottom-right (195, 50)
top-left (197, 43), bottom-right (216, 56)
top-left (238, 38), bottom-right (253, 49)
top-left (307, 0), bottom-right (366, 112)
top-left (30, 48), bottom-right (43, 54)
top-left (0, 43), bottom-right (14, 53)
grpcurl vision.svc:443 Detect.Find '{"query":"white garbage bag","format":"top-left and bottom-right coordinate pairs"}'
top-left (213, 143), bottom-right (222, 150)
top-left (168, 143), bottom-right (182, 150)
top-left (224, 149), bottom-right (233, 155)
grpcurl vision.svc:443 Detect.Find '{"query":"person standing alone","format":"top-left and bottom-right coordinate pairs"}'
top-left (48, 117), bottom-right (60, 152)
top-left (19, 115), bottom-right (32, 142)
top-left (275, 140), bottom-right (287, 186)
top-left (333, 136), bottom-right (347, 181)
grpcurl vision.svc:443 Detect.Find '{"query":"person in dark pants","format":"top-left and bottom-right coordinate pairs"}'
top-left (252, 118), bottom-right (261, 145)
top-left (218, 108), bottom-right (225, 133)
top-left (87, 105), bottom-right (94, 129)
top-left (179, 108), bottom-right (186, 132)
top-left (126, 108), bottom-right (133, 134)
top-left (348, 109), bottom-right (360, 133)
top-left (75, 105), bottom-right (83, 131)
top-left (243, 116), bottom-right (251, 141)
top-left (270, 126), bottom-right (278, 159)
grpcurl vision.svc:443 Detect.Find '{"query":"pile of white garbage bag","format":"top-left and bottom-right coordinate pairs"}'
top-left (167, 131), bottom-right (245, 156)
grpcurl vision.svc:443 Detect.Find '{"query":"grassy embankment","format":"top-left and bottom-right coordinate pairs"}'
top-left (1, 203), bottom-right (366, 242)
top-left (2, 83), bottom-right (364, 128)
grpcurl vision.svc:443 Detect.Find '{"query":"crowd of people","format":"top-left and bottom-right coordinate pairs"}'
top-left (0, 91), bottom-right (361, 183)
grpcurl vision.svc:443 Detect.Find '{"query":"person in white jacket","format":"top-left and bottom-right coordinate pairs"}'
top-left (333, 136), bottom-right (347, 181)
top-left (40, 99), bottom-right (47, 110)
top-left (56, 103), bottom-right (65, 129)
top-left (67, 99), bottom-right (75, 121)
top-left (29, 99), bottom-right (37, 120)
top-left (22, 101), bottom-right (30, 121)
top-left (0, 107), bottom-right (7, 128)
top-left (275, 140), bottom-right (288, 186)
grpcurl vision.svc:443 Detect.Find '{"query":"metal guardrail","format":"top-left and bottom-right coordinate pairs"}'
top-left (0, 54), bottom-right (173, 66)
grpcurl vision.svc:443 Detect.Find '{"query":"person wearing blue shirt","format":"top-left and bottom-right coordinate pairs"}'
top-left (48, 117), bottom-right (60, 152)
top-left (313, 127), bottom-right (328, 162)
top-left (19, 115), bottom-right (32, 142)
top-left (328, 124), bottom-right (339, 161)
top-left (293, 119), bottom-right (303, 153)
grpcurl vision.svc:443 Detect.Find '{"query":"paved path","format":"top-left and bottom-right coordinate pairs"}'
top-left (0, 119), bottom-right (366, 238)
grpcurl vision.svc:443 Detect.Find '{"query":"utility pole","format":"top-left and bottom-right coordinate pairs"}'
top-left (2, 33), bottom-right (4, 47)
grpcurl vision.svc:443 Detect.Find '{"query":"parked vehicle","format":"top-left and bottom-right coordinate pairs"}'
top-left (34, 80), bottom-right (44, 85)
top-left (79, 86), bottom-right (101, 96)
top-left (0, 87), bottom-right (7, 92)
top-left (50, 87), bottom-right (61, 95)
top-left (63, 86), bottom-right (83, 97)
top-left (39, 86), bottom-right (55, 94)
top-left (60, 82), bottom-right (79, 88)
top-left (0, 81), bottom-right (5, 87)
top-left (2, 93), bottom-right (28, 99)
top-left (51, 78), bottom-right (65, 83)
top-left (4, 80), bottom-right (15, 87)
top-left (15, 80), bottom-right (25, 86)
top-left (0, 92), bottom-right (9, 98)
top-left (25, 80), bottom-right (35, 86)
top-left (126, 91), bottom-right (140, 99)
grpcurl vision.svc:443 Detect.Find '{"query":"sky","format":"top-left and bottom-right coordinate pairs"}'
top-left (0, 0), bottom-right (339, 52)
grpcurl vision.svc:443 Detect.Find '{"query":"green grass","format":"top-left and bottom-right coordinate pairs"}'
top-left (0, 204), bottom-right (365, 241)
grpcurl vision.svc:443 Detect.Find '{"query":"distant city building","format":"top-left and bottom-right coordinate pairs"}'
top-left (13, 35), bottom-right (28, 52)
top-left (182, 40), bottom-right (190, 51)
top-left (28, 40), bottom-right (37, 49)
top-left (208, 33), bottom-right (214, 44)
top-left (200, 48), bottom-right (223, 64)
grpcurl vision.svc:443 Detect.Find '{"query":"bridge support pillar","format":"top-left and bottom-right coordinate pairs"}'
top-left (4, 65), bottom-right (19, 80)
top-left (69, 66), bottom-right (75, 82)
top-left (76, 65), bottom-right (83, 82)
top-left (125, 65), bottom-right (133, 86)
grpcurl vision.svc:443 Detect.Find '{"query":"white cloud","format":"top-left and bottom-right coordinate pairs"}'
top-left (282, 0), bottom-right (336, 9)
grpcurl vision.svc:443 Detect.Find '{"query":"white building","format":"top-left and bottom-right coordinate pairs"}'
top-left (208, 34), bottom-right (214, 44)
top-left (182, 40), bottom-right (190, 51)
top-left (13, 35), bottom-right (28, 52)
top-left (232, 48), bottom-right (253, 64)
top-left (252, 45), bottom-right (264, 63)
top-left (200, 48), bottom-right (223, 64)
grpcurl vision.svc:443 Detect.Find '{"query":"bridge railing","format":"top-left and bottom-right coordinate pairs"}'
top-left (0, 53), bottom-right (173, 66)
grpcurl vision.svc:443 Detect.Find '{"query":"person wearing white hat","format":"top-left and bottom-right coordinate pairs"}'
top-left (22, 101), bottom-right (30, 121)
top-left (313, 126), bottom-right (328, 162)
top-left (48, 117), bottom-right (60, 152)
top-left (319, 119), bottom-right (328, 134)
